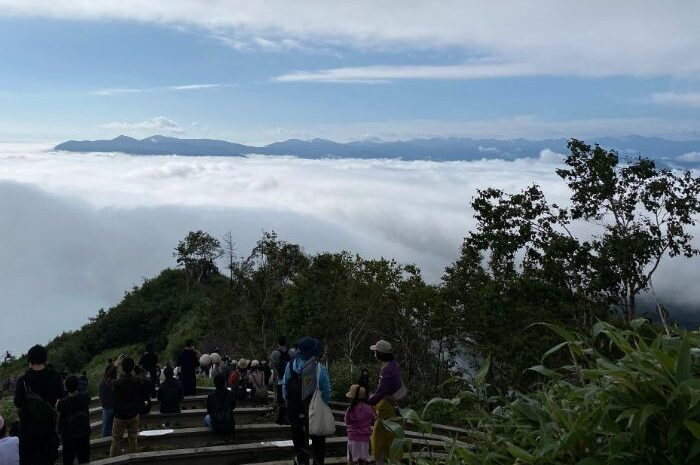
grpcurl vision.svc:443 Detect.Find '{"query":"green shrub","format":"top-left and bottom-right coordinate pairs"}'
top-left (395, 320), bottom-right (700, 465)
top-left (0, 397), bottom-right (17, 426)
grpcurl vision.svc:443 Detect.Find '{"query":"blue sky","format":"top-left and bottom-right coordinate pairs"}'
top-left (1, 1), bottom-right (699, 143)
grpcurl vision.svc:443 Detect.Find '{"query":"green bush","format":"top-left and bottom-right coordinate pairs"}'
top-left (0, 397), bottom-right (17, 426)
top-left (396, 320), bottom-right (700, 465)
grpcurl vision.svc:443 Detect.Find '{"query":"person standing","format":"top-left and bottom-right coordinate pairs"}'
top-left (249, 360), bottom-right (268, 402)
top-left (344, 385), bottom-right (376, 465)
top-left (138, 343), bottom-right (158, 397)
top-left (157, 366), bottom-right (184, 414)
top-left (57, 375), bottom-right (91, 464)
top-left (109, 356), bottom-right (144, 457)
top-left (367, 340), bottom-right (403, 465)
top-left (99, 365), bottom-right (117, 437)
top-left (13, 344), bottom-right (65, 465)
top-left (283, 337), bottom-right (331, 465)
top-left (0, 415), bottom-right (19, 465)
top-left (176, 339), bottom-right (200, 396)
top-left (77, 371), bottom-right (88, 393)
top-left (270, 336), bottom-right (291, 424)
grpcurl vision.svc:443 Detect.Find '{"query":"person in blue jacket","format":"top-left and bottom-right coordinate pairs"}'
top-left (283, 337), bottom-right (331, 465)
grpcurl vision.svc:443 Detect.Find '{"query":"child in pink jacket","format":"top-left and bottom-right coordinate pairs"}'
top-left (344, 384), bottom-right (376, 464)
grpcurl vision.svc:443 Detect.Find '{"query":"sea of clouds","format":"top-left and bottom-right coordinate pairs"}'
top-left (0, 144), bottom-right (697, 355)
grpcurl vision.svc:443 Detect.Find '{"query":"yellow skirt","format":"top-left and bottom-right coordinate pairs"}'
top-left (371, 398), bottom-right (402, 463)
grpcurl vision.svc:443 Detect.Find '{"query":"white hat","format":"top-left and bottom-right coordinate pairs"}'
top-left (370, 340), bottom-right (393, 354)
top-left (251, 359), bottom-right (260, 367)
top-left (238, 359), bottom-right (249, 369)
top-left (210, 353), bottom-right (221, 365)
top-left (199, 354), bottom-right (212, 367)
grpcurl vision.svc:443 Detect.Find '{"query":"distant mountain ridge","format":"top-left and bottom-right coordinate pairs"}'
top-left (55, 135), bottom-right (700, 165)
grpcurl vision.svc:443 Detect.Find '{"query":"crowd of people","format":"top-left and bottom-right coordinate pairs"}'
top-left (1, 335), bottom-right (407, 465)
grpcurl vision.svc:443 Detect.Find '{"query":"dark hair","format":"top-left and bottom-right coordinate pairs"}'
top-left (163, 366), bottom-right (174, 378)
top-left (82, 371), bottom-right (87, 376)
top-left (278, 336), bottom-right (287, 346)
top-left (214, 372), bottom-right (226, 390)
top-left (103, 365), bottom-right (117, 381)
top-left (27, 345), bottom-right (48, 365)
top-left (145, 343), bottom-right (154, 353)
top-left (122, 357), bottom-right (135, 374)
top-left (349, 386), bottom-right (367, 411)
top-left (185, 339), bottom-right (194, 347)
top-left (64, 374), bottom-right (79, 393)
top-left (375, 351), bottom-right (394, 362)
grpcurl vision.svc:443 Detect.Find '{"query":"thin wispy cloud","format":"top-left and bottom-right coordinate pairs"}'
top-left (167, 84), bottom-right (221, 90)
top-left (90, 83), bottom-right (222, 96)
top-left (101, 116), bottom-right (184, 134)
top-left (3, 1), bottom-right (700, 78)
top-left (652, 92), bottom-right (700, 108)
top-left (90, 88), bottom-right (146, 96)
top-left (275, 62), bottom-right (539, 83)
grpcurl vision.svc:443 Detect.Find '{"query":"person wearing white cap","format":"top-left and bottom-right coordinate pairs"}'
top-left (0, 414), bottom-right (19, 465)
top-left (367, 340), bottom-right (404, 465)
top-left (249, 360), bottom-right (268, 401)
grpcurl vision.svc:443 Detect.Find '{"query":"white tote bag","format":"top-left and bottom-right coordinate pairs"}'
top-left (308, 363), bottom-right (336, 436)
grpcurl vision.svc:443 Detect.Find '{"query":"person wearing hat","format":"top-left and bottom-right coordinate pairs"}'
top-left (249, 360), bottom-right (268, 401)
top-left (0, 414), bottom-right (19, 465)
top-left (228, 359), bottom-right (251, 401)
top-left (283, 336), bottom-right (331, 465)
top-left (344, 384), bottom-right (376, 464)
top-left (367, 340), bottom-right (403, 465)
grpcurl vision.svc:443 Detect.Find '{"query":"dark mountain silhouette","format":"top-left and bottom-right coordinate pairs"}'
top-left (55, 135), bottom-right (700, 165)
top-left (56, 135), bottom-right (249, 157)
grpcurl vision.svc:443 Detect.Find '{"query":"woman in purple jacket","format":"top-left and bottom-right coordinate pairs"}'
top-left (367, 340), bottom-right (402, 465)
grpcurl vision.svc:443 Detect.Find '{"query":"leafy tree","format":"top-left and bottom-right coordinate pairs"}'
top-left (557, 140), bottom-right (700, 321)
top-left (174, 230), bottom-right (223, 290)
top-left (444, 139), bottom-right (700, 387)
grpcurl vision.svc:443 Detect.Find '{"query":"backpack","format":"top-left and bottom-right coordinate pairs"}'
top-left (211, 393), bottom-right (235, 435)
top-left (276, 348), bottom-right (291, 380)
top-left (23, 381), bottom-right (56, 425)
top-left (64, 406), bottom-right (90, 438)
top-left (234, 371), bottom-right (249, 401)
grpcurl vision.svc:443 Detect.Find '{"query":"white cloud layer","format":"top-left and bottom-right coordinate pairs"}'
top-left (0, 143), bottom-right (698, 354)
top-left (652, 92), bottom-right (700, 108)
top-left (2, 1), bottom-right (700, 79)
top-left (101, 116), bottom-right (184, 134)
top-left (679, 152), bottom-right (700, 162)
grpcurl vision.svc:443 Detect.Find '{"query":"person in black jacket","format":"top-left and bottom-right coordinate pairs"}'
top-left (13, 344), bottom-right (65, 465)
top-left (138, 343), bottom-right (158, 397)
top-left (157, 366), bottom-right (184, 414)
top-left (176, 339), bottom-right (200, 396)
top-left (204, 372), bottom-right (236, 437)
top-left (57, 375), bottom-right (91, 464)
top-left (108, 356), bottom-right (144, 457)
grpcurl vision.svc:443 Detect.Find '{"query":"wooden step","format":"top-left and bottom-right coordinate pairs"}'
top-left (88, 436), bottom-right (453, 465)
